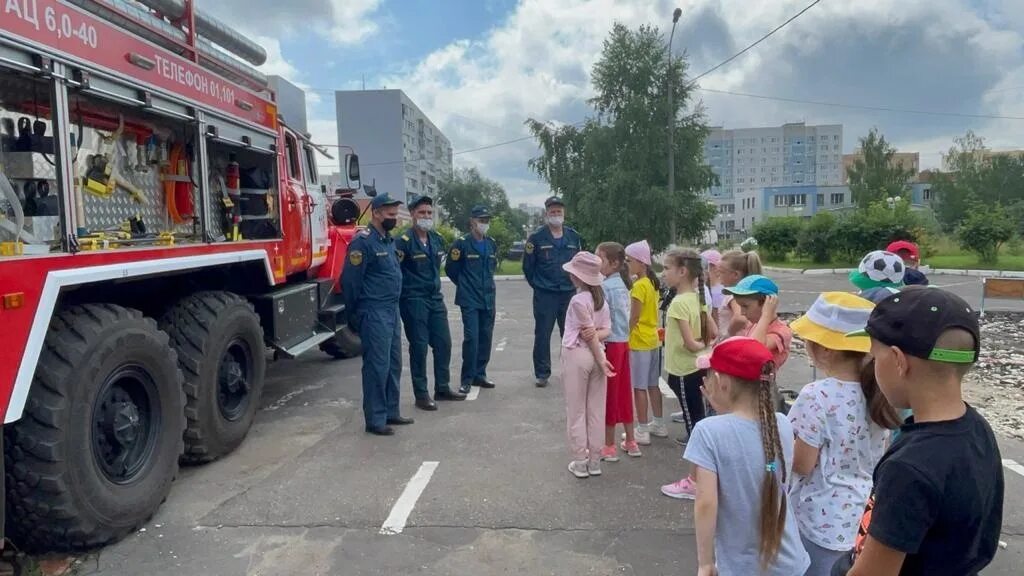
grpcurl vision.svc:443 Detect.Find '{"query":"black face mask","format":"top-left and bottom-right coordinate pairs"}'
top-left (381, 218), bottom-right (398, 232)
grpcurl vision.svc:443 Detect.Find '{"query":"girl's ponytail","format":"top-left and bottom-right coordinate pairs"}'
top-left (645, 266), bottom-right (660, 292)
top-left (755, 361), bottom-right (787, 571)
top-left (861, 358), bottom-right (902, 429)
top-left (696, 265), bottom-right (711, 347)
top-left (746, 251), bottom-right (763, 276)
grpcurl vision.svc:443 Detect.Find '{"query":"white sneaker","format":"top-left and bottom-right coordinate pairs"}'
top-left (634, 428), bottom-right (652, 445)
top-left (671, 411), bottom-right (686, 423)
top-left (587, 460), bottom-right (602, 476)
top-left (649, 422), bottom-right (669, 438)
top-left (568, 460), bottom-right (590, 478)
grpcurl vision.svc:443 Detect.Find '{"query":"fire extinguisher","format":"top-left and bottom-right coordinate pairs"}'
top-left (225, 153), bottom-right (242, 241)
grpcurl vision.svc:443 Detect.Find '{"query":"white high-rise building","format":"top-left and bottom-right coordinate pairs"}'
top-left (703, 123), bottom-right (843, 237)
top-left (336, 89), bottom-right (453, 205)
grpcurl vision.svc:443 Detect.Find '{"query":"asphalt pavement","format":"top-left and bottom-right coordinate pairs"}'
top-left (73, 272), bottom-right (1024, 575)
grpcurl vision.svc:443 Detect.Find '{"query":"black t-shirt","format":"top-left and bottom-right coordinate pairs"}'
top-left (832, 404), bottom-right (1003, 576)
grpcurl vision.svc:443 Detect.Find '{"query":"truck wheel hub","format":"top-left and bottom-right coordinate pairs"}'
top-left (217, 340), bottom-right (252, 421)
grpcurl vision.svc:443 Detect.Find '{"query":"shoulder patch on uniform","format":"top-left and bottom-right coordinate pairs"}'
top-left (349, 250), bottom-right (363, 266)
top-left (450, 248), bottom-right (461, 261)
top-left (525, 241), bottom-right (534, 254)
top-left (396, 249), bottom-right (405, 262)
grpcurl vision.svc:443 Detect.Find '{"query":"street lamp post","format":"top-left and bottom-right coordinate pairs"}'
top-left (667, 7), bottom-right (682, 245)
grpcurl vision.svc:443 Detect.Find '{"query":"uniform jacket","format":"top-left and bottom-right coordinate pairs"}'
top-left (445, 233), bottom-right (497, 310)
top-left (523, 225), bottom-right (583, 293)
top-left (342, 225), bottom-right (402, 325)
top-left (395, 229), bottom-right (447, 300)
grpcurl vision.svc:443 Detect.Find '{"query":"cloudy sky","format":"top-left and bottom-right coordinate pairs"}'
top-left (205, 0), bottom-right (1024, 206)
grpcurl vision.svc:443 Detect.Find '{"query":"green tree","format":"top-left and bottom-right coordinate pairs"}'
top-left (752, 217), bottom-right (803, 262)
top-left (958, 204), bottom-right (1014, 264)
top-left (487, 216), bottom-right (515, 266)
top-left (526, 23), bottom-right (717, 251)
top-left (796, 212), bottom-right (836, 263)
top-left (436, 167), bottom-right (511, 231)
top-left (846, 128), bottom-right (913, 209)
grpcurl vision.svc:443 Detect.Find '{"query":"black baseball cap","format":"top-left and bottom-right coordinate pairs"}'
top-left (544, 196), bottom-right (565, 209)
top-left (409, 194), bottom-right (433, 209)
top-left (847, 287), bottom-right (980, 364)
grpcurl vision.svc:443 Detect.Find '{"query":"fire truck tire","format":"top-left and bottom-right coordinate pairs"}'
top-left (3, 304), bottom-right (185, 552)
top-left (321, 326), bottom-right (362, 359)
top-left (161, 291), bottom-right (265, 464)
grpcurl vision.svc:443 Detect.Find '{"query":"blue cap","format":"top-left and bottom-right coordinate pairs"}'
top-left (723, 274), bottom-right (779, 297)
top-left (471, 205), bottom-right (492, 219)
top-left (370, 193), bottom-right (403, 210)
top-left (544, 196), bottom-right (565, 208)
top-left (409, 194), bottom-right (432, 209)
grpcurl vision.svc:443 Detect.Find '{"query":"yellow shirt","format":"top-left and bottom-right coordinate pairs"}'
top-left (629, 277), bottom-right (660, 351)
top-left (666, 292), bottom-right (705, 376)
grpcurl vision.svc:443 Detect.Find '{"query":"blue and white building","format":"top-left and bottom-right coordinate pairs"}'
top-left (703, 123), bottom-right (845, 237)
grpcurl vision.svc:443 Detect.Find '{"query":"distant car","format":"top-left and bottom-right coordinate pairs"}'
top-left (508, 241), bottom-right (525, 262)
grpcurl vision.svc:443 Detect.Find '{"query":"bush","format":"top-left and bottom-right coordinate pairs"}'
top-left (752, 217), bottom-right (803, 261)
top-left (830, 198), bottom-right (927, 261)
top-left (1007, 235), bottom-right (1023, 257)
top-left (958, 205), bottom-right (1014, 264)
top-left (796, 212), bottom-right (836, 263)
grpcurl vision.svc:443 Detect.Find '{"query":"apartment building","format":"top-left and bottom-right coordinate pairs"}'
top-left (336, 89), bottom-right (454, 206)
top-left (703, 122), bottom-right (844, 237)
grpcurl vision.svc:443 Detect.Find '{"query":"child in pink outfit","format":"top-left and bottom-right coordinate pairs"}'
top-left (560, 251), bottom-right (614, 479)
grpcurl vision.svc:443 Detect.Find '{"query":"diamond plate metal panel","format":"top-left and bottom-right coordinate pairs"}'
top-left (79, 131), bottom-right (197, 236)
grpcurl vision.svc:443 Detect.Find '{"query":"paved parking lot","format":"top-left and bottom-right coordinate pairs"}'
top-left (74, 272), bottom-right (1024, 575)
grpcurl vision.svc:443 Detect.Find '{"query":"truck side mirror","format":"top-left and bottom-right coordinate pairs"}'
top-left (345, 153), bottom-right (360, 183)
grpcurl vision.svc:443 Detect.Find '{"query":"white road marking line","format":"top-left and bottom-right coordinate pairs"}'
top-left (465, 386), bottom-right (481, 401)
top-left (380, 461), bottom-right (439, 535)
top-left (1003, 459), bottom-right (1024, 478)
top-left (495, 337), bottom-right (508, 352)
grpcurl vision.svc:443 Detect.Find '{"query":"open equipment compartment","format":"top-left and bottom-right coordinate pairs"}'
top-left (206, 136), bottom-right (280, 242)
top-left (0, 67), bottom-right (64, 255)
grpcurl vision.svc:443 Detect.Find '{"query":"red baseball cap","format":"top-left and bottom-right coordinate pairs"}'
top-left (886, 240), bottom-right (920, 261)
top-left (696, 336), bottom-right (774, 381)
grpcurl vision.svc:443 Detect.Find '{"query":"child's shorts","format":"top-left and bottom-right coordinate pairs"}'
top-left (629, 348), bottom-right (660, 390)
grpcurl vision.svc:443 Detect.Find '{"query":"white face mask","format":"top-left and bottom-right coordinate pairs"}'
top-left (476, 222), bottom-right (490, 235)
top-left (547, 215), bottom-right (564, 227)
top-left (415, 218), bottom-right (434, 232)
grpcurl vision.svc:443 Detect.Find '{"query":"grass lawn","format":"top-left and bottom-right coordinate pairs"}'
top-left (766, 252), bottom-right (1024, 271)
top-left (498, 260), bottom-right (523, 275)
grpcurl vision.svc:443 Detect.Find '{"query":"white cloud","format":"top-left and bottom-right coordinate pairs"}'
top-left (316, 0), bottom-right (1024, 199)
top-left (202, 0), bottom-right (382, 46)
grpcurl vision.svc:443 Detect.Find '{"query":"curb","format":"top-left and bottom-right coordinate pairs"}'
top-left (764, 266), bottom-right (1024, 278)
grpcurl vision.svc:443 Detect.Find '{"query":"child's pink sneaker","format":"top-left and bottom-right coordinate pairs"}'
top-left (599, 445), bottom-right (619, 462)
top-left (661, 476), bottom-right (697, 500)
top-left (619, 440), bottom-right (642, 457)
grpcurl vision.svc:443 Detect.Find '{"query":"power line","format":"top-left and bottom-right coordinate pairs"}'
top-left (696, 87), bottom-right (1024, 121)
top-left (687, 0), bottom-right (824, 85)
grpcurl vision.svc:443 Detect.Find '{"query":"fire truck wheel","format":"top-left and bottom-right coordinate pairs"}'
top-left (161, 291), bottom-right (265, 463)
top-left (3, 304), bottom-right (185, 552)
top-left (321, 326), bottom-right (362, 359)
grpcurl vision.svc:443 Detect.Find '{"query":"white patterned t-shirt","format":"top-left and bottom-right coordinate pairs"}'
top-left (788, 377), bottom-right (891, 551)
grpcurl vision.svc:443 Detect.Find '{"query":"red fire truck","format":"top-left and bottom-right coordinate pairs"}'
top-left (0, 0), bottom-right (365, 550)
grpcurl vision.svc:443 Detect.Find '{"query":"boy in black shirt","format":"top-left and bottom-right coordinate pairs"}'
top-left (834, 288), bottom-right (1004, 576)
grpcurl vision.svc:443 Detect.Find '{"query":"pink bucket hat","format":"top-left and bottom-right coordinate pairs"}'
top-left (625, 240), bottom-right (652, 267)
top-left (562, 251), bottom-right (605, 287)
top-left (701, 249), bottom-right (722, 267)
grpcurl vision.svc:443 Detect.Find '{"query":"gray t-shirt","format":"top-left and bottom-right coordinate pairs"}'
top-left (684, 413), bottom-right (810, 576)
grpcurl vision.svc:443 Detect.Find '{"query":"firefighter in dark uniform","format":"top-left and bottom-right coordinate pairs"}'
top-left (395, 194), bottom-right (467, 411)
top-left (523, 196), bottom-right (583, 387)
top-left (342, 193), bottom-right (414, 436)
top-left (445, 205), bottom-right (498, 395)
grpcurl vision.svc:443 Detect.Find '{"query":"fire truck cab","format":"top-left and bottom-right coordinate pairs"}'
top-left (0, 0), bottom-right (363, 551)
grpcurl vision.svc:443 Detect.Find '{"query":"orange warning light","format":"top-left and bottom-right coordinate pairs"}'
top-left (2, 292), bottom-right (25, 310)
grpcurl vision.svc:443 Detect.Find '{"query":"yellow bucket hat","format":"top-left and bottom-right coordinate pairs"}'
top-left (790, 292), bottom-right (875, 353)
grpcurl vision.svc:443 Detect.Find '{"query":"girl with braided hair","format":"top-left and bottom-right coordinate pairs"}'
top-left (684, 337), bottom-right (809, 576)
top-left (660, 249), bottom-right (718, 499)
